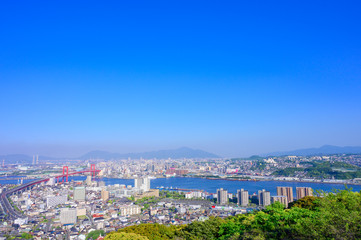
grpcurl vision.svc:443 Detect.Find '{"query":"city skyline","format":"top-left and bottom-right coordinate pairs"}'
top-left (1, 1), bottom-right (361, 158)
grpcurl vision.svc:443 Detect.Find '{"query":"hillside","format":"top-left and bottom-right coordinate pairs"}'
top-left (103, 189), bottom-right (361, 240)
top-left (267, 145), bottom-right (361, 156)
top-left (272, 161), bottom-right (361, 179)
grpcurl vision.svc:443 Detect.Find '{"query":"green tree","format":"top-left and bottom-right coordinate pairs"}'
top-left (298, 189), bottom-right (361, 239)
top-left (179, 216), bottom-right (225, 240)
top-left (21, 233), bottom-right (33, 239)
top-left (106, 189), bottom-right (361, 240)
top-left (117, 223), bottom-right (178, 240)
top-left (288, 196), bottom-right (321, 210)
top-left (87, 230), bottom-right (105, 239)
top-left (105, 232), bottom-right (148, 240)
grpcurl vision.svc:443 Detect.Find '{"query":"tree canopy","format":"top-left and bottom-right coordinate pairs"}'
top-left (106, 188), bottom-right (361, 239)
top-left (105, 232), bottom-right (149, 240)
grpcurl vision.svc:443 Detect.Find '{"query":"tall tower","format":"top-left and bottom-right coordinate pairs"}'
top-left (217, 188), bottom-right (228, 205)
top-left (237, 189), bottom-right (249, 206)
top-left (258, 189), bottom-right (271, 207)
top-left (296, 187), bottom-right (313, 199)
top-left (90, 164), bottom-right (96, 177)
top-left (277, 187), bottom-right (293, 203)
top-left (134, 176), bottom-right (150, 192)
top-left (36, 155), bottom-right (39, 165)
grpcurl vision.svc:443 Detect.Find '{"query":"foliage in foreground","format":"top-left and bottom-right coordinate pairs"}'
top-left (105, 232), bottom-right (149, 240)
top-left (108, 189), bottom-right (361, 240)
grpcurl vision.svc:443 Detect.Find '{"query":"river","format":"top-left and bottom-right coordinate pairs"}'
top-left (2, 176), bottom-right (360, 198)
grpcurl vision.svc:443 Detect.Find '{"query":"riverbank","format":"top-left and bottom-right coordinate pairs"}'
top-left (183, 175), bottom-right (361, 185)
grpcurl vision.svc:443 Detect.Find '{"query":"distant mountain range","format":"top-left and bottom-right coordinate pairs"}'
top-left (266, 145), bottom-right (361, 156)
top-left (79, 147), bottom-right (220, 160)
top-left (0, 147), bottom-right (221, 163)
top-left (2, 145), bottom-right (361, 163)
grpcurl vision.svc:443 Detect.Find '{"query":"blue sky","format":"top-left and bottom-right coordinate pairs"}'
top-left (1, 1), bottom-right (361, 157)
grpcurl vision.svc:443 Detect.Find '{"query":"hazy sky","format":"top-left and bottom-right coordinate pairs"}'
top-left (1, 1), bottom-right (361, 157)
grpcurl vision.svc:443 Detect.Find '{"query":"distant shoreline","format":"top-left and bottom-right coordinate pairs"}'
top-left (185, 175), bottom-right (361, 185)
top-left (1, 175), bottom-right (360, 186)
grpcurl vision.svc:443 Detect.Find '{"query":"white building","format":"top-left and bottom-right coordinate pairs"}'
top-left (134, 177), bottom-right (150, 192)
top-left (60, 208), bottom-right (77, 225)
top-left (74, 187), bottom-right (86, 201)
top-left (46, 195), bottom-right (67, 208)
top-left (237, 189), bottom-right (249, 206)
top-left (118, 205), bottom-right (141, 216)
top-left (185, 191), bottom-right (203, 199)
top-left (14, 217), bottom-right (28, 226)
top-left (217, 188), bottom-right (228, 205)
top-left (47, 178), bottom-right (55, 186)
top-left (86, 176), bottom-right (92, 186)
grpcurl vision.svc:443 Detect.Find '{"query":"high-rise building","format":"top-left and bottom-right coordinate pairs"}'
top-left (258, 189), bottom-right (271, 207)
top-left (47, 178), bottom-right (55, 186)
top-left (74, 187), bottom-right (86, 201)
top-left (86, 176), bottom-right (92, 186)
top-left (237, 189), bottom-right (249, 206)
top-left (60, 208), bottom-right (77, 224)
top-left (101, 189), bottom-right (109, 201)
top-left (134, 177), bottom-right (150, 192)
top-left (277, 187), bottom-right (294, 203)
top-left (271, 196), bottom-right (288, 208)
top-left (217, 188), bottom-right (228, 205)
top-left (296, 187), bottom-right (313, 199)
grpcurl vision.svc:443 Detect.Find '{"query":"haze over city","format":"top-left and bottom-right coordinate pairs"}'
top-left (1, 1), bottom-right (361, 158)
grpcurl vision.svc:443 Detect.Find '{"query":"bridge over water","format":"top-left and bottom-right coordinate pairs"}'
top-left (0, 165), bottom-right (100, 220)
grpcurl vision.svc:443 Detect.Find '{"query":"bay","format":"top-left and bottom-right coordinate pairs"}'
top-left (2, 176), bottom-right (360, 199)
top-left (54, 176), bottom-right (361, 197)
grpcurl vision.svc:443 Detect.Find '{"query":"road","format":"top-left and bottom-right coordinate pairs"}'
top-left (0, 169), bottom-right (100, 220)
top-left (45, 218), bottom-right (53, 233)
top-left (0, 192), bottom-right (24, 220)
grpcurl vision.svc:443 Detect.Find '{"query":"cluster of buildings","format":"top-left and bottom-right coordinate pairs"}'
top-left (1, 153), bottom-right (357, 239)
top-left (1, 167), bottom-right (315, 240)
top-left (215, 186), bottom-right (313, 208)
top-left (0, 175), bottom-right (158, 239)
top-left (2, 154), bottom-right (361, 190)
top-left (89, 154), bottom-right (361, 186)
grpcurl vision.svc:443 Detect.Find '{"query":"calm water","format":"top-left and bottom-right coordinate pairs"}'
top-left (1, 176), bottom-right (360, 198)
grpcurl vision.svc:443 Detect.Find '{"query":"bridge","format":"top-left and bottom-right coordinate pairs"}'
top-left (0, 165), bottom-right (100, 220)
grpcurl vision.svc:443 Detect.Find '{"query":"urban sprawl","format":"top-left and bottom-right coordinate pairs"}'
top-left (1, 154), bottom-right (361, 239)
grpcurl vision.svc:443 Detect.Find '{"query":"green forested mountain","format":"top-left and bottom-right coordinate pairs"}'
top-left (272, 161), bottom-right (361, 179)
